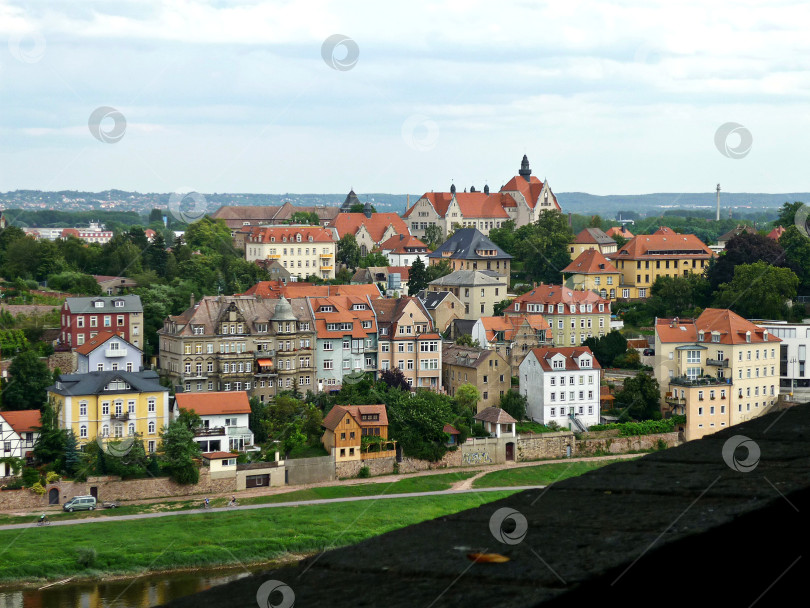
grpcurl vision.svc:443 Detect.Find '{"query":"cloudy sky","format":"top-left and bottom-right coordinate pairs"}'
top-left (0, 0), bottom-right (808, 196)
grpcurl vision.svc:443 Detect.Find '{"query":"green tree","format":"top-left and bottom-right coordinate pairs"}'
top-left (63, 431), bottom-right (80, 476)
top-left (337, 234), bottom-right (361, 270)
top-left (489, 220), bottom-right (517, 255)
top-left (289, 211), bottom-right (321, 225)
top-left (646, 274), bottom-right (711, 318)
top-left (379, 368), bottom-right (411, 391)
top-left (706, 232), bottom-right (786, 291)
top-left (425, 259), bottom-right (452, 283)
top-left (515, 210), bottom-right (573, 284)
top-left (714, 261), bottom-right (799, 320)
top-left (2, 349), bottom-right (53, 410)
top-left (614, 372), bottom-right (661, 421)
top-left (349, 203), bottom-right (376, 213)
top-left (423, 224), bottom-right (444, 249)
top-left (32, 401), bottom-right (68, 467)
top-left (359, 251), bottom-right (389, 268)
top-left (583, 331), bottom-right (627, 368)
top-left (407, 257), bottom-right (430, 294)
top-left (47, 271), bottom-right (101, 295)
top-left (159, 419), bottom-right (201, 484)
top-left (776, 201), bottom-right (805, 228)
top-left (779, 225), bottom-right (810, 295)
top-left (499, 389), bottom-right (527, 420)
top-left (454, 383), bottom-right (480, 413)
top-left (493, 299), bottom-right (513, 316)
top-left (454, 334), bottom-right (481, 348)
top-left (248, 397), bottom-right (269, 444)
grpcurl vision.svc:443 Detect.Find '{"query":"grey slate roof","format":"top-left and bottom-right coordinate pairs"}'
top-left (418, 290), bottom-right (452, 309)
top-left (428, 270), bottom-right (505, 287)
top-left (48, 370), bottom-right (166, 396)
top-left (474, 406), bottom-right (517, 424)
top-left (65, 295), bottom-right (143, 314)
top-left (442, 344), bottom-right (491, 368)
top-left (427, 228), bottom-right (512, 261)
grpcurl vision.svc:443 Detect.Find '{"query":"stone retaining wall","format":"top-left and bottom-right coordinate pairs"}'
top-left (576, 431), bottom-right (678, 455)
top-left (516, 432), bottom-right (576, 461)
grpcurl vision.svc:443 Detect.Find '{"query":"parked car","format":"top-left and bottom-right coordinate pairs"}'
top-left (643, 349), bottom-right (655, 356)
top-left (101, 500), bottom-right (118, 509)
top-left (63, 495), bottom-right (97, 512)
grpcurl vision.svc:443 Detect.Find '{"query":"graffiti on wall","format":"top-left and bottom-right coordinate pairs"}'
top-left (463, 451), bottom-right (492, 465)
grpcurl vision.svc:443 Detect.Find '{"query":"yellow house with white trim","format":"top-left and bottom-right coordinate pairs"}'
top-left (47, 370), bottom-right (170, 454)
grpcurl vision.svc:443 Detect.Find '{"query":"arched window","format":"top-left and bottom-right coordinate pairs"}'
top-left (80, 425), bottom-right (87, 438)
top-left (79, 401), bottom-right (88, 416)
top-left (128, 423), bottom-right (135, 436)
top-left (148, 421), bottom-right (156, 434)
top-left (102, 424), bottom-right (109, 437)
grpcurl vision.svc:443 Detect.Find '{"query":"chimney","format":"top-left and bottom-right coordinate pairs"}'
top-left (400, 234), bottom-right (404, 241)
top-left (190, 293), bottom-right (195, 308)
top-left (568, 212), bottom-right (572, 227)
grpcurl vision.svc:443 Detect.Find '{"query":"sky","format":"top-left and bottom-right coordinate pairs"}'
top-left (1, 0), bottom-right (809, 196)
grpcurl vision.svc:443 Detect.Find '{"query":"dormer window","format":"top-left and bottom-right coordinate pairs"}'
top-left (114, 300), bottom-right (124, 308)
top-left (94, 301), bottom-right (104, 308)
top-left (320, 305), bottom-right (335, 313)
top-left (296, 234), bottom-right (302, 242)
top-left (352, 304), bottom-right (367, 310)
top-left (580, 357), bottom-right (591, 368)
top-left (746, 331), bottom-right (751, 343)
top-left (309, 236), bottom-right (314, 242)
top-left (698, 330), bottom-right (705, 342)
top-left (763, 330), bottom-right (769, 341)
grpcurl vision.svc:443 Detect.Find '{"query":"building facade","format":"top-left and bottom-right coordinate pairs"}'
top-left (519, 347), bottom-right (601, 430)
top-left (75, 331), bottom-right (143, 373)
top-left (504, 285), bottom-right (611, 346)
top-left (569, 228), bottom-right (617, 258)
top-left (471, 314), bottom-right (552, 377)
top-left (403, 155), bottom-right (561, 239)
top-left (175, 391), bottom-right (254, 452)
top-left (756, 321), bottom-right (810, 400)
top-left (607, 227), bottom-right (714, 299)
top-left (561, 249), bottom-right (623, 301)
top-left (158, 295), bottom-right (316, 402)
top-left (48, 370), bottom-right (170, 452)
top-left (654, 309), bottom-right (781, 441)
top-left (328, 211), bottom-right (410, 256)
top-left (321, 404), bottom-right (393, 463)
top-left (59, 295), bottom-right (144, 350)
top-left (211, 202), bottom-right (340, 230)
top-left (426, 270), bottom-right (508, 319)
top-left (308, 295), bottom-right (378, 390)
top-left (442, 344), bottom-right (510, 412)
top-left (374, 297), bottom-right (442, 390)
top-left (426, 229), bottom-right (512, 277)
top-left (243, 225), bottom-right (338, 280)
top-left (380, 234), bottom-right (431, 267)
top-left (0, 410), bottom-right (40, 471)
top-left (417, 290), bottom-right (464, 335)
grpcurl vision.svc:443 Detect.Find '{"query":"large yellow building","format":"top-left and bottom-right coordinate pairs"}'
top-left (655, 309), bottom-right (781, 441)
top-left (48, 370), bottom-right (170, 453)
top-left (242, 225), bottom-right (338, 280)
top-left (607, 226), bottom-right (713, 299)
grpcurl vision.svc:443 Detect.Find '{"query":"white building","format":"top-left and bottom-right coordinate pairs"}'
top-left (754, 320), bottom-right (810, 400)
top-left (0, 410), bottom-right (41, 474)
top-left (519, 347), bottom-right (601, 431)
top-left (75, 331), bottom-right (143, 373)
top-left (379, 234), bottom-right (432, 267)
top-left (174, 391), bottom-right (255, 452)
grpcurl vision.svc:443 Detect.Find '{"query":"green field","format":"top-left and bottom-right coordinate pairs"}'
top-left (0, 491), bottom-right (514, 583)
top-left (473, 459), bottom-right (632, 488)
top-left (0, 471), bottom-right (476, 527)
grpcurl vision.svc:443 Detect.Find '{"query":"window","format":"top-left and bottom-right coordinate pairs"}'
top-left (324, 341), bottom-right (333, 351)
top-left (686, 350), bottom-right (701, 364)
top-left (79, 401), bottom-right (87, 416)
top-left (80, 425), bottom-right (88, 438)
top-left (324, 360), bottom-right (333, 370)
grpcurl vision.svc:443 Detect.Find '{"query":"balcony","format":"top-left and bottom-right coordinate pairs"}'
top-left (706, 358), bottom-right (728, 368)
top-left (321, 265), bottom-right (334, 272)
top-left (112, 413), bottom-right (130, 422)
top-left (105, 347), bottom-right (127, 357)
top-left (195, 426), bottom-right (225, 437)
top-left (665, 393), bottom-right (686, 405)
top-left (320, 253), bottom-right (333, 258)
top-left (670, 375), bottom-right (731, 387)
top-left (256, 350), bottom-right (275, 357)
top-left (267, 254), bottom-right (281, 259)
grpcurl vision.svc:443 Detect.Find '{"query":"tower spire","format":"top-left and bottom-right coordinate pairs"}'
top-left (519, 155), bottom-right (532, 182)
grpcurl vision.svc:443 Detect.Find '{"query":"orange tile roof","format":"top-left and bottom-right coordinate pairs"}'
top-left (379, 234), bottom-right (430, 254)
top-left (528, 346), bottom-right (602, 371)
top-left (562, 249), bottom-right (619, 275)
top-left (505, 284), bottom-right (610, 313)
top-left (609, 228), bottom-right (713, 260)
top-left (175, 391), bottom-right (251, 416)
top-left (322, 404), bottom-right (389, 430)
top-left (0, 409), bottom-right (41, 433)
top-left (202, 451), bottom-right (237, 459)
top-left (606, 226), bottom-right (634, 238)
top-left (501, 175), bottom-right (557, 210)
top-left (479, 314), bottom-right (550, 342)
top-left (309, 295), bottom-right (377, 339)
top-left (767, 226), bottom-right (785, 240)
top-left (73, 330), bottom-right (121, 355)
top-left (240, 282), bottom-right (380, 299)
top-left (573, 228), bottom-right (615, 245)
top-left (455, 192), bottom-right (510, 218)
top-left (243, 225), bottom-right (335, 244)
top-left (328, 213), bottom-right (409, 244)
top-left (655, 309), bottom-right (780, 345)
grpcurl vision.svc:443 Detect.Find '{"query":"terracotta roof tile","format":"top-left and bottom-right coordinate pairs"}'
top-left (528, 346), bottom-right (601, 372)
top-left (0, 410), bottom-right (41, 433)
top-left (176, 391), bottom-right (251, 415)
top-left (322, 404), bottom-right (388, 430)
top-left (562, 249), bottom-right (619, 275)
top-left (328, 213), bottom-right (409, 244)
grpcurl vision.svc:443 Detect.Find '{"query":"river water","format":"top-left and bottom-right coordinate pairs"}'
top-left (0, 564), bottom-right (272, 607)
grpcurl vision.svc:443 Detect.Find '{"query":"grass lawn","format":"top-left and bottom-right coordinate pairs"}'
top-left (515, 421), bottom-right (560, 434)
top-left (286, 444), bottom-right (329, 459)
top-left (473, 459), bottom-right (634, 488)
top-left (0, 471), bottom-right (477, 527)
top-left (0, 491), bottom-right (514, 583)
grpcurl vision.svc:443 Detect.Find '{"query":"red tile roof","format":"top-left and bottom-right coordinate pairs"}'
top-left (74, 330), bottom-right (130, 355)
top-left (310, 294), bottom-right (377, 339)
top-left (176, 391), bottom-right (251, 416)
top-left (655, 309), bottom-right (780, 345)
top-left (240, 282), bottom-right (380, 299)
top-left (202, 451), bottom-right (237, 460)
top-left (328, 213), bottom-right (409, 244)
top-left (379, 234), bottom-right (430, 254)
top-left (562, 249), bottom-right (619, 275)
top-left (609, 228), bottom-right (713, 260)
top-left (0, 410), bottom-right (41, 433)
top-left (501, 175), bottom-right (556, 210)
top-left (478, 314), bottom-right (550, 342)
top-left (244, 225), bottom-right (335, 244)
top-left (767, 226), bottom-right (785, 240)
top-left (322, 404), bottom-right (389, 431)
top-left (505, 284), bottom-right (610, 314)
top-left (606, 226), bottom-right (634, 238)
top-left (528, 346), bottom-right (601, 372)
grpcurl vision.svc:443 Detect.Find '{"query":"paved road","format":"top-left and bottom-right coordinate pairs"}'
top-left (0, 486), bottom-right (540, 532)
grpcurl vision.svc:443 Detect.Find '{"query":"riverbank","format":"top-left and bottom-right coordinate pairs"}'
top-left (0, 491), bottom-right (515, 585)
